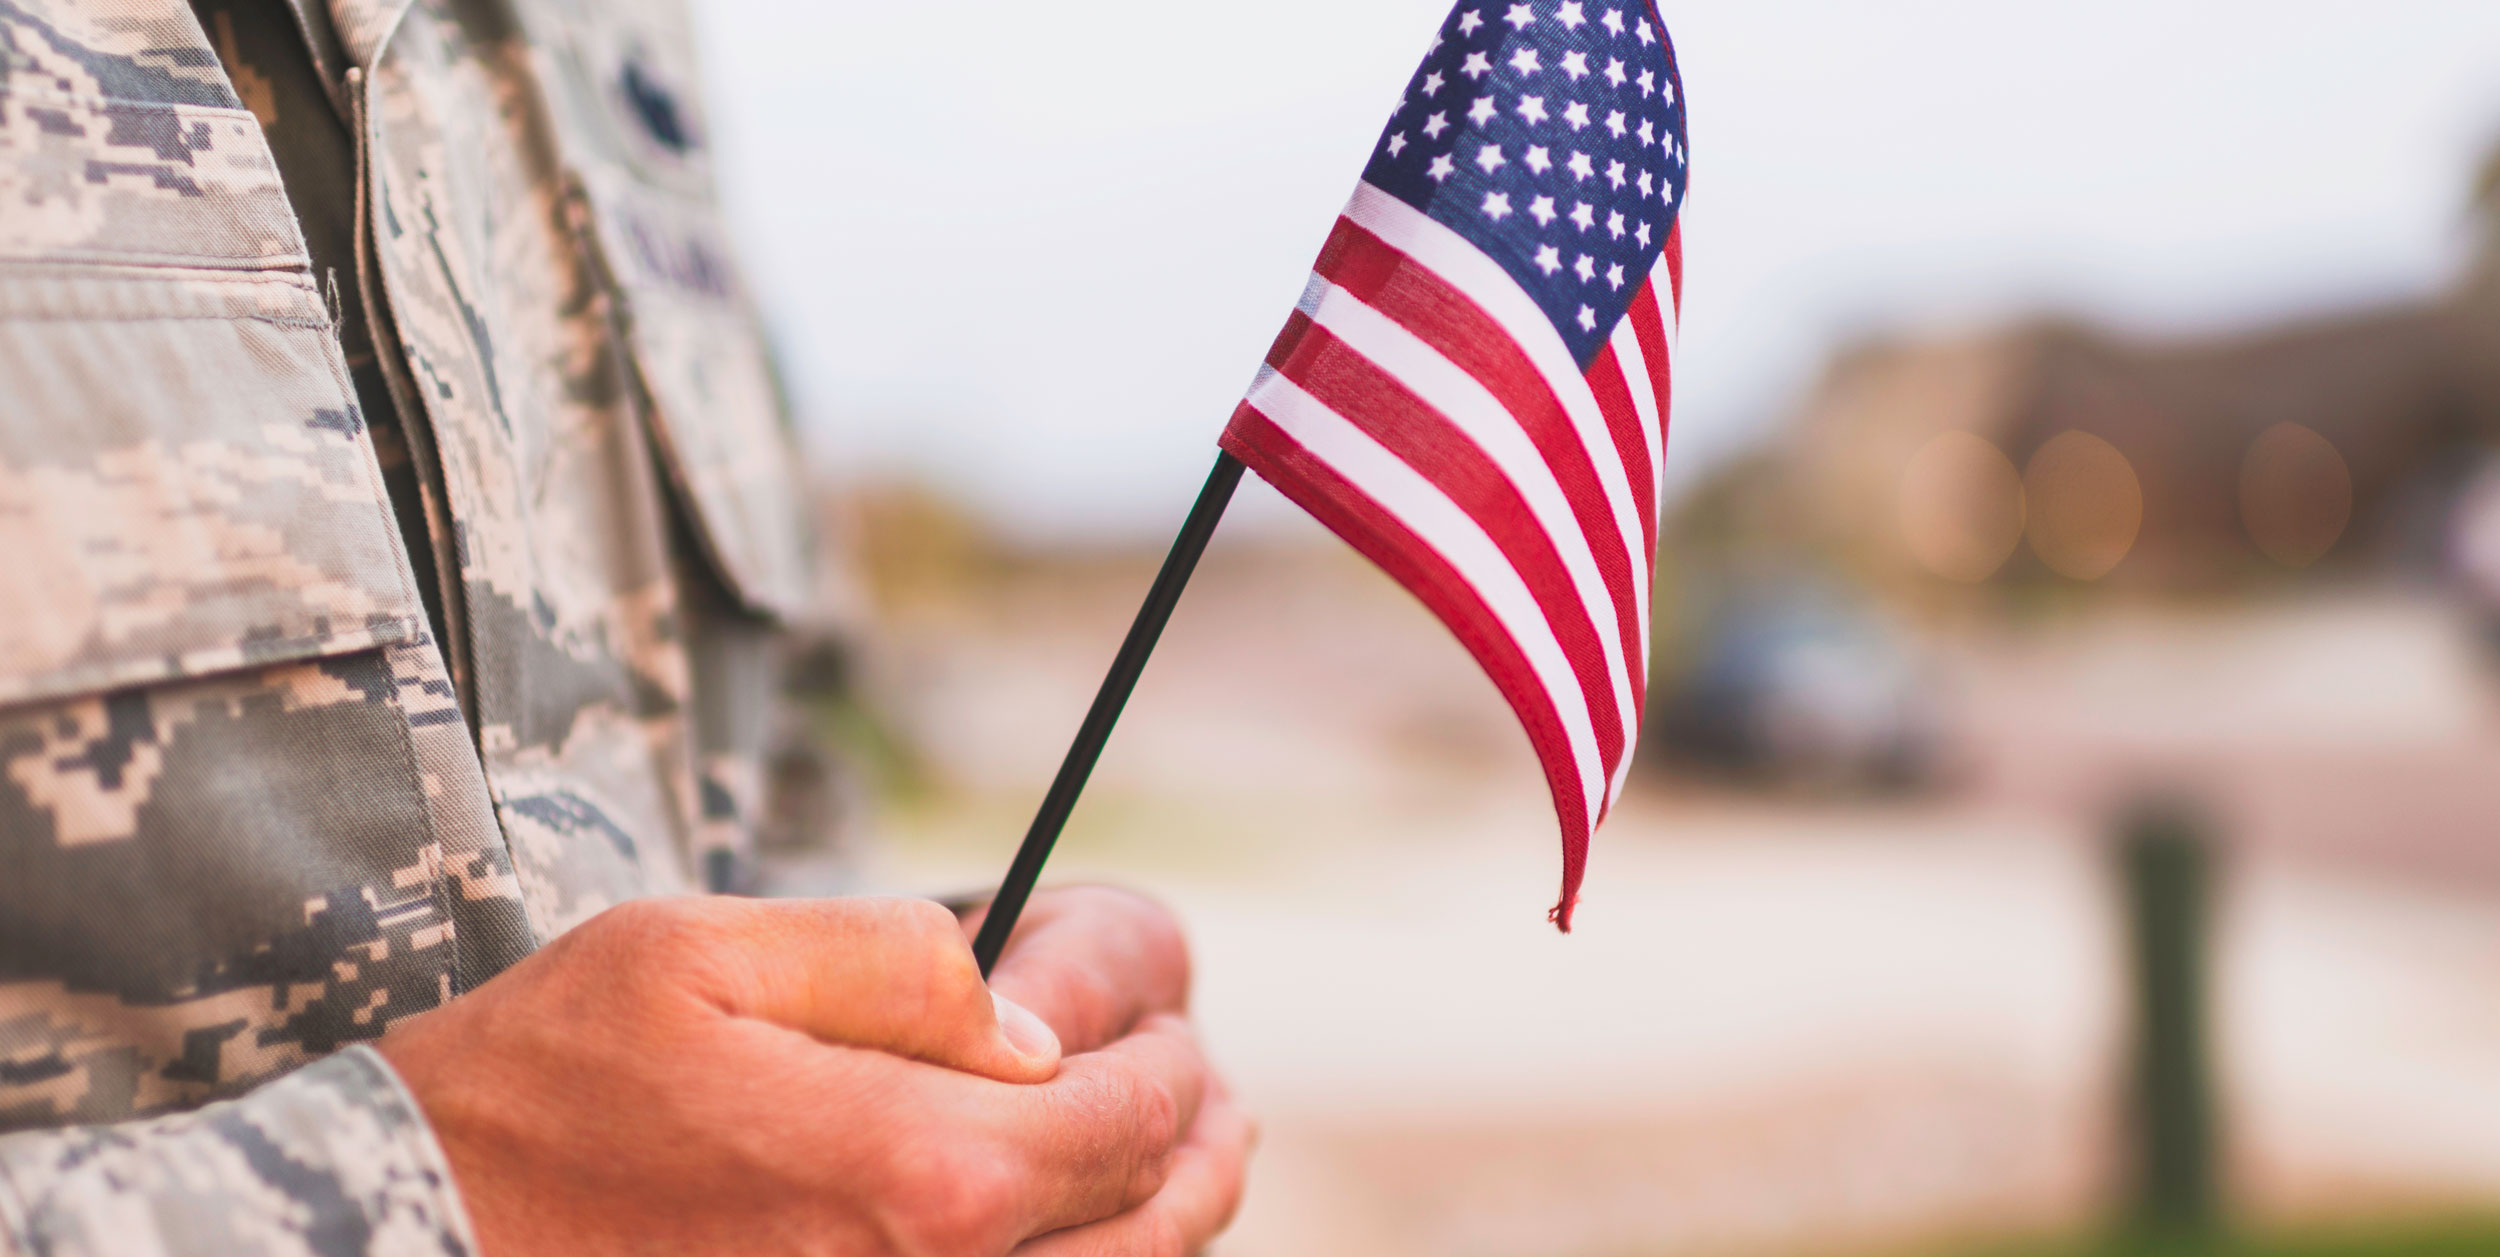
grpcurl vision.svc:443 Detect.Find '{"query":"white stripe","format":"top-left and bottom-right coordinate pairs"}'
top-left (1606, 310), bottom-right (1659, 682)
top-left (1600, 263), bottom-right (1681, 811)
top-left (1297, 276), bottom-right (1639, 760)
top-left (1246, 367), bottom-right (1607, 827)
top-left (1343, 183), bottom-right (1653, 638)
top-left (1649, 247), bottom-right (1680, 411)
top-left (1611, 301), bottom-right (1666, 530)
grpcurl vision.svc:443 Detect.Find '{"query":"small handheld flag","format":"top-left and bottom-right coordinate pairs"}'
top-left (1221, 1), bottom-right (1685, 929)
top-left (976, 1), bottom-right (1685, 971)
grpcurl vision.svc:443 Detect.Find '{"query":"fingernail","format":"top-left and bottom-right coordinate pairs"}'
top-left (992, 991), bottom-right (1060, 1065)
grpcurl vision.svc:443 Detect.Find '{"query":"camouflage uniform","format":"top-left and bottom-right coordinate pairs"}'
top-left (0, 0), bottom-right (821, 1250)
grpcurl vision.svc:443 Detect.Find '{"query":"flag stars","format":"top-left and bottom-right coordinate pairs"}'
top-left (1370, 0), bottom-right (1685, 356)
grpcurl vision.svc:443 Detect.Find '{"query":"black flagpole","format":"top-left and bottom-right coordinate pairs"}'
top-left (973, 451), bottom-right (1246, 976)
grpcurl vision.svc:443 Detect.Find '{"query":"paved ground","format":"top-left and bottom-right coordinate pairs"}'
top-left (851, 536), bottom-right (2500, 1257)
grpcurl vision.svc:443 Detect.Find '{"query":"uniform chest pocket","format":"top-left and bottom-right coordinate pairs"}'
top-left (0, 266), bottom-right (496, 1128)
top-left (490, 0), bottom-right (814, 621)
top-left (575, 168), bottom-right (815, 622)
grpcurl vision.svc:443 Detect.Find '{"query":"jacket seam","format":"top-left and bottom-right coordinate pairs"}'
top-left (376, 644), bottom-right (462, 1004)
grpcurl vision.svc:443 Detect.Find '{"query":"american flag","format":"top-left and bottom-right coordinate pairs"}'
top-left (1220, 1), bottom-right (1685, 929)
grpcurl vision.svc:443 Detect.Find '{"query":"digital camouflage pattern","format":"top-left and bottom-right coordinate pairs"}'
top-left (0, 1048), bottom-right (476, 1257)
top-left (0, 0), bottom-right (821, 1251)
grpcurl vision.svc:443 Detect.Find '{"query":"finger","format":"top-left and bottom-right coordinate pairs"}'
top-left (992, 1013), bottom-right (1212, 1237)
top-left (976, 886), bottom-right (1192, 1053)
top-left (1008, 1087), bottom-right (1257, 1257)
top-left (644, 896), bottom-right (1061, 1083)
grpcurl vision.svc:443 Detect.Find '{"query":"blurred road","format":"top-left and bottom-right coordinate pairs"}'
top-left (846, 534), bottom-right (2500, 1257)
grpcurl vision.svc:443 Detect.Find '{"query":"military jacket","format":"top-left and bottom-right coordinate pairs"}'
top-left (0, 0), bottom-right (819, 1252)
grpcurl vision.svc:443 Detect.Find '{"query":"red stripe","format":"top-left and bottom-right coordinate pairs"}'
top-left (1265, 311), bottom-right (1627, 780)
top-left (1626, 282), bottom-right (1675, 455)
top-left (1667, 223), bottom-right (1685, 314)
top-left (1314, 219), bottom-right (1648, 708)
top-left (1221, 405), bottom-right (1592, 929)
top-left (1582, 343), bottom-right (1657, 596)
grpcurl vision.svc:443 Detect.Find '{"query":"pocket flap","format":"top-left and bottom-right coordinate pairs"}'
top-left (0, 270), bottom-right (428, 709)
top-left (580, 169), bottom-right (815, 621)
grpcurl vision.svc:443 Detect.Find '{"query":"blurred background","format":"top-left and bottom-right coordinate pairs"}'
top-left (699, 2), bottom-right (2500, 1254)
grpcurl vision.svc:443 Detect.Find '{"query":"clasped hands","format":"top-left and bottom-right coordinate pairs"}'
top-left (378, 888), bottom-right (1251, 1256)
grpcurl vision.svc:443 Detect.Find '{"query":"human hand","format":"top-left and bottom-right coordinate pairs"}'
top-left (966, 887), bottom-right (1256, 1254)
top-left (376, 894), bottom-right (1238, 1256)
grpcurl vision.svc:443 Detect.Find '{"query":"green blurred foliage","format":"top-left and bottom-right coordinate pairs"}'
top-left (1936, 1218), bottom-right (2500, 1257)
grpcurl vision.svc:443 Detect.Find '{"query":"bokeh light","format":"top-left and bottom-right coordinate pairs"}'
top-left (2024, 431), bottom-right (2146, 581)
top-left (1900, 431), bottom-right (2027, 583)
top-left (2238, 423), bottom-right (2353, 568)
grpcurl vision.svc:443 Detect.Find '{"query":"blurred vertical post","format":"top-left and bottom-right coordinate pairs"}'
top-left (2119, 801), bottom-right (2221, 1239)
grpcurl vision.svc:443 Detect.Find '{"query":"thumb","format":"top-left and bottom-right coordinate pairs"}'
top-left (691, 897), bottom-right (1062, 1083)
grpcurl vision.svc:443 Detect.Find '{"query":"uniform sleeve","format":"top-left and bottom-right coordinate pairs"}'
top-left (0, 1047), bottom-right (479, 1257)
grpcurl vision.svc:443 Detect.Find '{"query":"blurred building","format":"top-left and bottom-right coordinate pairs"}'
top-left (1723, 148), bottom-right (2500, 602)
top-left (1644, 144), bottom-right (2500, 786)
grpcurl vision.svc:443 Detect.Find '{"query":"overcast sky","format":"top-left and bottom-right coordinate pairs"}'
top-left (695, 0), bottom-right (2500, 540)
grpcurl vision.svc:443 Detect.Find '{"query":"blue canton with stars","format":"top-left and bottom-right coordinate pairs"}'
top-left (1361, 1), bottom-right (1686, 368)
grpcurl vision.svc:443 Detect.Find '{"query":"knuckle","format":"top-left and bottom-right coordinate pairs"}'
top-left (879, 1141), bottom-right (1019, 1256)
top-left (590, 897), bottom-right (715, 963)
top-left (1115, 1071), bottom-right (1185, 1203)
top-left (890, 895), bottom-right (969, 946)
top-left (584, 897), bottom-right (748, 998)
top-left (1131, 1072), bottom-right (1184, 1155)
top-left (1144, 1211), bottom-right (1191, 1257)
top-left (876, 899), bottom-right (988, 1030)
top-left (1077, 885), bottom-right (1192, 986)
